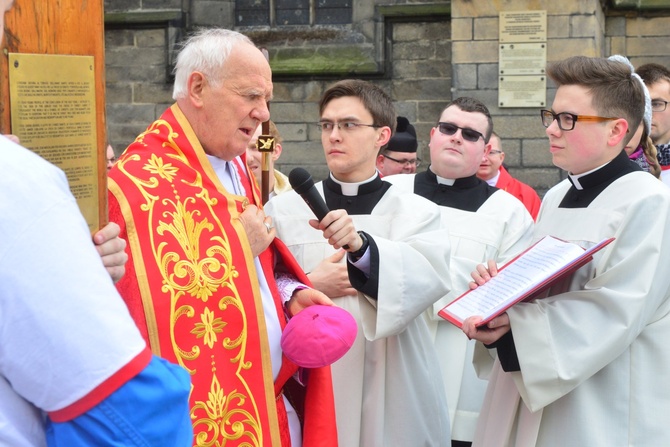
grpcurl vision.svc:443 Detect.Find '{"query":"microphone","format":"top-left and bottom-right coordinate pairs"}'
top-left (289, 168), bottom-right (330, 221)
top-left (289, 167), bottom-right (349, 249)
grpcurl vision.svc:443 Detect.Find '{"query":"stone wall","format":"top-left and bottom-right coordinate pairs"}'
top-left (103, 0), bottom-right (670, 192)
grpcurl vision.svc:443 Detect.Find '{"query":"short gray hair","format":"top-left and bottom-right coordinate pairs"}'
top-left (172, 28), bottom-right (254, 100)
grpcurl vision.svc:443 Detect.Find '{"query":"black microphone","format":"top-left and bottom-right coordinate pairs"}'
top-left (289, 167), bottom-right (330, 221)
top-left (289, 167), bottom-right (349, 249)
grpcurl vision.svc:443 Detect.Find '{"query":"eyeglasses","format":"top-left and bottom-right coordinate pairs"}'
top-left (382, 153), bottom-right (422, 168)
top-left (317, 121), bottom-right (380, 132)
top-left (540, 109), bottom-right (617, 131)
top-left (436, 122), bottom-right (485, 142)
top-left (488, 150), bottom-right (503, 155)
top-left (652, 100), bottom-right (668, 112)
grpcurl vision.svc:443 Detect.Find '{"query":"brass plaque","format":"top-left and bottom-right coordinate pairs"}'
top-left (9, 53), bottom-right (99, 232)
top-left (499, 43), bottom-right (546, 75)
top-left (499, 75), bottom-right (547, 108)
top-left (499, 10), bottom-right (547, 43)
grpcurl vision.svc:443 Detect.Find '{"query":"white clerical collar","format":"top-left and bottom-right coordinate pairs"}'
top-left (485, 170), bottom-right (500, 187)
top-left (568, 161), bottom-right (610, 190)
top-left (434, 174), bottom-right (456, 186)
top-left (330, 171), bottom-right (379, 196)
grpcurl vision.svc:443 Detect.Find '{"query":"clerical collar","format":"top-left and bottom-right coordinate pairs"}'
top-left (567, 162), bottom-right (610, 190)
top-left (426, 167), bottom-right (482, 188)
top-left (566, 151), bottom-right (633, 191)
top-left (328, 172), bottom-right (379, 196)
top-left (427, 167), bottom-right (456, 186)
top-left (559, 150), bottom-right (640, 209)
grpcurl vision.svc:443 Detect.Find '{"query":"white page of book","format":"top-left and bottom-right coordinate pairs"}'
top-left (446, 236), bottom-right (585, 322)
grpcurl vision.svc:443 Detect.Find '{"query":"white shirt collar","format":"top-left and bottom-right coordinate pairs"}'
top-left (485, 170), bottom-right (500, 187)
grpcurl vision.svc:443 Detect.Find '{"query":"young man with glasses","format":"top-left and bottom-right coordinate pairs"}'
top-left (386, 97), bottom-right (534, 447)
top-left (265, 79), bottom-right (452, 447)
top-left (636, 63), bottom-right (670, 185)
top-left (375, 116), bottom-right (421, 176)
top-left (477, 131), bottom-right (541, 219)
top-left (464, 56), bottom-right (670, 446)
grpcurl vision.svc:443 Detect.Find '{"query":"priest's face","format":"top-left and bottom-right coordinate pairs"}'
top-left (194, 43), bottom-right (272, 161)
top-left (429, 105), bottom-right (489, 179)
top-left (546, 84), bottom-right (624, 175)
top-left (320, 96), bottom-right (391, 183)
top-left (478, 134), bottom-right (505, 181)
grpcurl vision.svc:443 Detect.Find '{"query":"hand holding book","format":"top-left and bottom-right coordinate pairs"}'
top-left (439, 236), bottom-right (615, 329)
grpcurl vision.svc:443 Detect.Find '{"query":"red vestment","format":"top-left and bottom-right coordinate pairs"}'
top-left (495, 166), bottom-right (541, 220)
top-left (109, 104), bottom-right (337, 447)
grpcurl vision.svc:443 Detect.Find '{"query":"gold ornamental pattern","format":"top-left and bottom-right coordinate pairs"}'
top-left (118, 119), bottom-right (263, 446)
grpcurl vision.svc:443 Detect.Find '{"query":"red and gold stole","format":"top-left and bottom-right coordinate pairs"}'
top-left (109, 104), bottom-right (286, 446)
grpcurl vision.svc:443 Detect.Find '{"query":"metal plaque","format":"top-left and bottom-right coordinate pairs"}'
top-left (499, 43), bottom-right (546, 75)
top-left (499, 10), bottom-right (547, 43)
top-left (499, 75), bottom-right (547, 108)
top-left (9, 53), bottom-right (99, 232)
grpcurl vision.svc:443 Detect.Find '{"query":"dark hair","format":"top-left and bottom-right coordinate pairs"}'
top-left (442, 97), bottom-right (493, 143)
top-left (319, 79), bottom-right (396, 132)
top-left (636, 63), bottom-right (670, 86)
top-left (546, 56), bottom-right (644, 145)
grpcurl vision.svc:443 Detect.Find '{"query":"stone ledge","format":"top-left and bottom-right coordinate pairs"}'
top-left (610, 0), bottom-right (670, 9)
top-left (104, 9), bottom-right (183, 25)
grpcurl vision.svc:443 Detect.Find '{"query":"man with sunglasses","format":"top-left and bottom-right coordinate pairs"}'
top-left (266, 79), bottom-right (452, 446)
top-left (375, 116), bottom-right (420, 176)
top-left (386, 97), bottom-right (533, 447)
top-left (463, 56), bottom-right (670, 446)
top-left (636, 63), bottom-right (670, 185)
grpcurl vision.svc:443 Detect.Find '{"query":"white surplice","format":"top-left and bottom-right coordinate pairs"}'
top-left (474, 171), bottom-right (670, 446)
top-left (265, 181), bottom-right (452, 447)
top-left (386, 173), bottom-right (534, 441)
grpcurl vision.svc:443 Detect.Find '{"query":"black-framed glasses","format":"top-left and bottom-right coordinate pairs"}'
top-left (317, 121), bottom-right (380, 132)
top-left (382, 153), bottom-right (422, 168)
top-left (436, 122), bottom-right (485, 142)
top-left (540, 109), bottom-right (617, 131)
top-left (652, 100), bottom-right (668, 112)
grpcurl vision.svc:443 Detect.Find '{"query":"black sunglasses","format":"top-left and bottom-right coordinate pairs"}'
top-left (437, 122), bottom-right (485, 143)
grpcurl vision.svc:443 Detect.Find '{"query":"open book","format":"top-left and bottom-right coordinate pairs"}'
top-left (438, 236), bottom-right (615, 328)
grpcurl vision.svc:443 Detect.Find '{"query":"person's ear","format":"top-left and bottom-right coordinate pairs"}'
top-left (272, 142), bottom-right (282, 162)
top-left (482, 142), bottom-right (491, 161)
top-left (376, 126), bottom-right (392, 147)
top-left (188, 72), bottom-right (206, 108)
top-left (608, 118), bottom-right (629, 149)
top-left (376, 154), bottom-right (385, 170)
top-left (499, 151), bottom-right (505, 164)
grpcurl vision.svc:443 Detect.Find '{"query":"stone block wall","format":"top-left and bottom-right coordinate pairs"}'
top-left (103, 0), bottom-right (670, 192)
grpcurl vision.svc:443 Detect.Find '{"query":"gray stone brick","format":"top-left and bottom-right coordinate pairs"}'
top-left (107, 104), bottom-right (157, 125)
top-left (453, 64), bottom-right (477, 90)
top-left (478, 63), bottom-right (498, 90)
top-left (522, 138), bottom-right (555, 167)
top-left (106, 46), bottom-right (166, 67)
top-left (393, 79), bottom-right (452, 101)
top-left (606, 16), bottom-right (626, 37)
top-left (135, 29), bottom-right (167, 48)
top-left (192, 1), bottom-right (234, 27)
top-left (393, 41), bottom-right (436, 61)
top-left (105, 82), bottom-right (133, 104)
top-left (134, 83), bottom-right (174, 104)
top-left (105, 29), bottom-right (135, 47)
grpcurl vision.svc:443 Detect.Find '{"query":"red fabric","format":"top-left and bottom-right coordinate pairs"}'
top-left (108, 104), bottom-right (337, 447)
top-left (495, 166), bottom-right (542, 220)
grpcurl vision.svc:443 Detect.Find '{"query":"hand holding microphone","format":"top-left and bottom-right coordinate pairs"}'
top-left (289, 168), bottom-right (366, 253)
